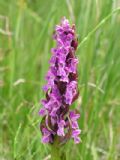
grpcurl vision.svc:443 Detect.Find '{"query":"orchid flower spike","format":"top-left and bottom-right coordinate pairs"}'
top-left (39, 17), bottom-right (81, 145)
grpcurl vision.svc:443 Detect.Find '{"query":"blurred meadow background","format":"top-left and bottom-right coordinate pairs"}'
top-left (0, 0), bottom-right (120, 160)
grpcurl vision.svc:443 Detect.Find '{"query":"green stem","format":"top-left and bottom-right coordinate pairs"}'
top-left (51, 143), bottom-right (61, 160)
top-left (51, 138), bottom-right (66, 160)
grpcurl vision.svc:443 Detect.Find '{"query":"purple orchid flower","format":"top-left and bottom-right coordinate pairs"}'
top-left (39, 17), bottom-right (81, 144)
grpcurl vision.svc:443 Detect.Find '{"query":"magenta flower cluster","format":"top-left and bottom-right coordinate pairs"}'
top-left (39, 17), bottom-right (81, 144)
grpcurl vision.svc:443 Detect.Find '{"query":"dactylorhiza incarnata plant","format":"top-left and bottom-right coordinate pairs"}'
top-left (39, 17), bottom-right (81, 159)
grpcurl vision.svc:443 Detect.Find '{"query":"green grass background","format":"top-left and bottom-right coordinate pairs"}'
top-left (0, 0), bottom-right (120, 159)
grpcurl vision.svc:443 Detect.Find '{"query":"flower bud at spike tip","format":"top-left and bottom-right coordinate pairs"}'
top-left (39, 17), bottom-right (81, 144)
